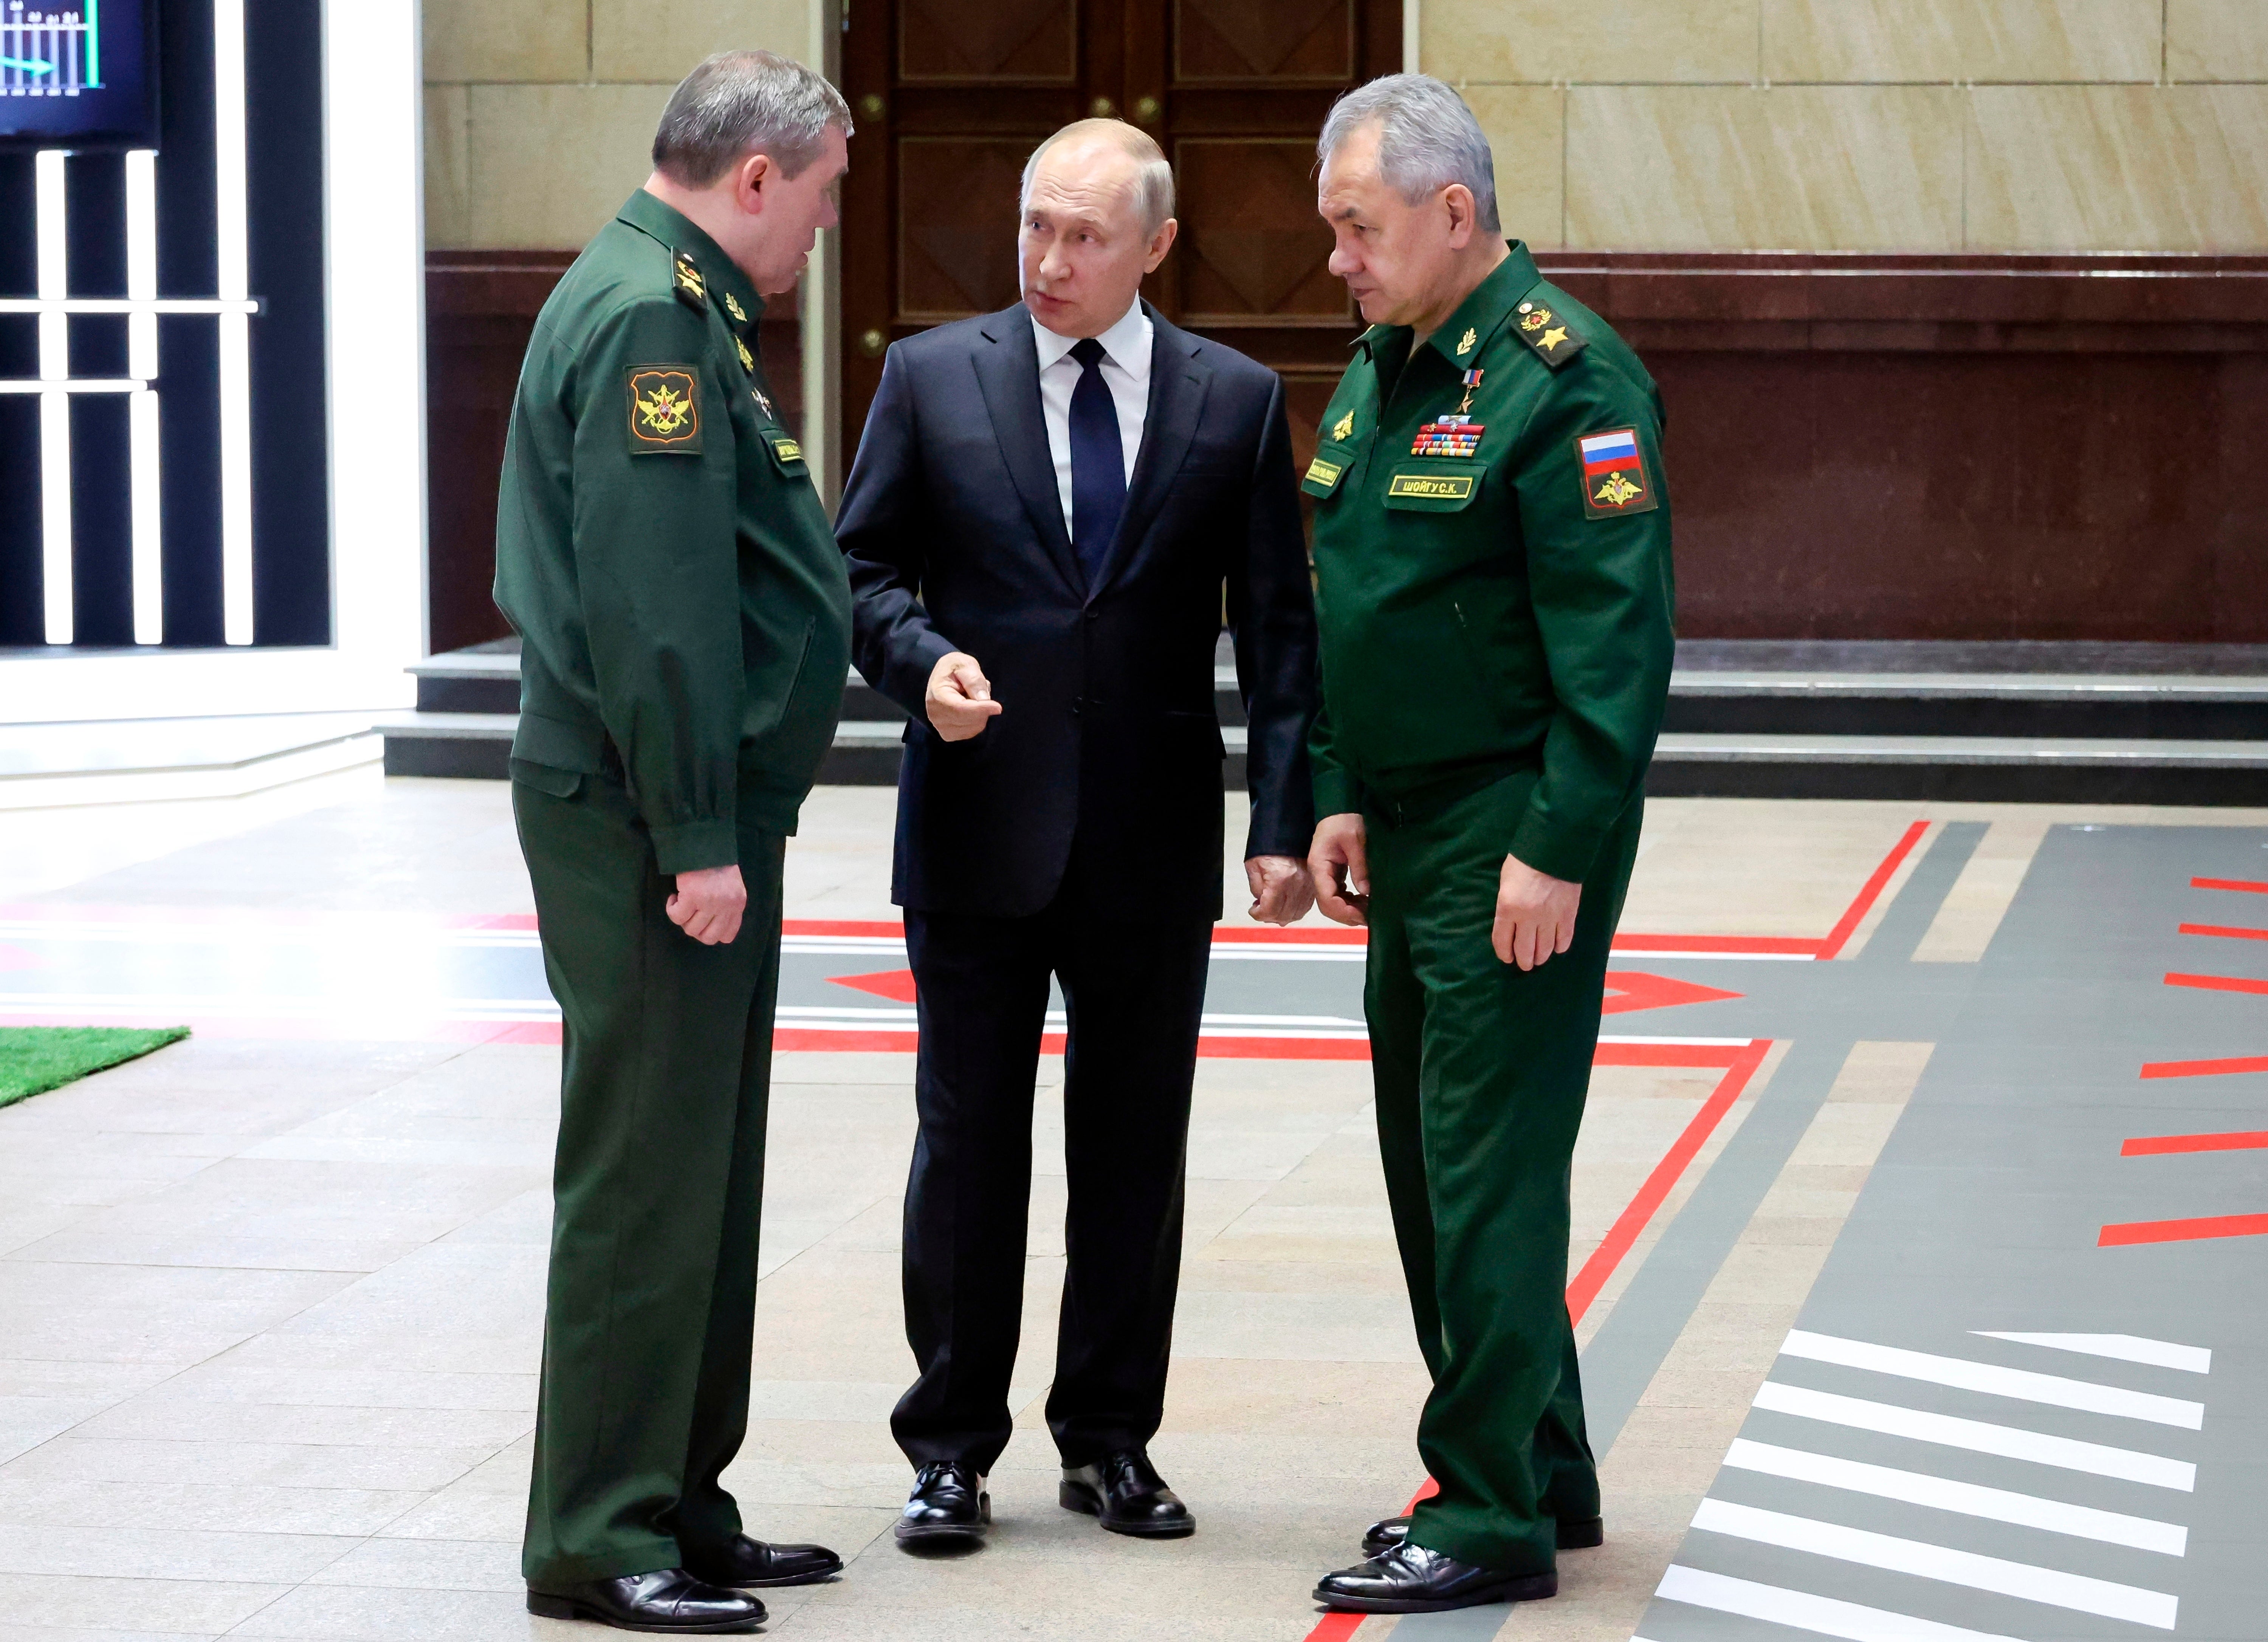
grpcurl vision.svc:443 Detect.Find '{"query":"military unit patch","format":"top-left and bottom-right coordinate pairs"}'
top-left (627, 365), bottom-right (702, 454)
top-left (1575, 426), bottom-right (1656, 518)
top-left (672, 251), bottom-right (707, 312)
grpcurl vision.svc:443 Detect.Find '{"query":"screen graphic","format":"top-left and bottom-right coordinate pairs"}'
top-left (1, 0), bottom-right (158, 149)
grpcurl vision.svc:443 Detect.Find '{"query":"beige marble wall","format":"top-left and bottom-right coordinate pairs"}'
top-left (1424, 0), bottom-right (2268, 252)
top-left (421, 0), bottom-right (815, 251)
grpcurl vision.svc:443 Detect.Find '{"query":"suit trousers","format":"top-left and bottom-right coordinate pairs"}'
top-left (1363, 767), bottom-right (1642, 1576)
top-left (514, 768), bottom-right (784, 1585)
top-left (893, 895), bottom-right (1213, 1474)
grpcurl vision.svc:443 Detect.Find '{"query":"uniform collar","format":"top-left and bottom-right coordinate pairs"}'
top-left (615, 188), bottom-right (767, 328)
top-left (1419, 241), bottom-right (1540, 368)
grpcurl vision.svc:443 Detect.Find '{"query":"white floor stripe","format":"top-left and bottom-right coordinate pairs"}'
top-left (1724, 1438), bottom-right (2187, 1554)
top-left (1690, 1499), bottom-right (2177, 1628)
top-left (1654, 1566), bottom-right (2028, 1642)
top-left (1753, 1382), bottom-right (2196, 1490)
top-left (1782, 1330), bottom-right (2205, 1428)
top-left (1975, 1332), bottom-right (2211, 1374)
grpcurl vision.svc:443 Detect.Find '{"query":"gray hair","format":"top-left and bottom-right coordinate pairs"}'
top-left (1019, 118), bottom-right (1176, 238)
top-left (1317, 73), bottom-right (1499, 234)
top-left (652, 51), bottom-right (853, 186)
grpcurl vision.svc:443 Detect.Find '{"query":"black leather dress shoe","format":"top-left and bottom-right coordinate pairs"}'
top-left (685, 1533), bottom-right (842, 1588)
top-left (1361, 1512), bottom-right (1603, 1558)
top-left (525, 1569), bottom-right (765, 1632)
top-left (1313, 1544), bottom-right (1555, 1614)
top-left (1059, 1450), bottom-right (1194, 1538)
top-left (895, 1460), bottom-right (989, 1548)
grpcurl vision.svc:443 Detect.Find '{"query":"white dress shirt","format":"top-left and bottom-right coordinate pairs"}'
top-left (1032, 299), bottom-right (1152, 535)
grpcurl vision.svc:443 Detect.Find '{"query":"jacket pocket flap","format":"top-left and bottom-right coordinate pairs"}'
top-left (513, 710), bottom-right (605, 773)
top-left (509, 758), bottom-right (583, 798)
top-left (1301, 443), bottom-right (1352, 498)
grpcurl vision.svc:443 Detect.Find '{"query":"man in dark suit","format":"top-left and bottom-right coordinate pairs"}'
top-left (837, 118), bottom-right (1318, 1551)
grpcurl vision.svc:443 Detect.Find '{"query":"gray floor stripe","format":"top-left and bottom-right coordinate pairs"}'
top-left (1848, 820), bottom-right (1985, 965)
top-left (1577, 1032), bottom-right (1852, 1460)
top-left (1388, 1600), bottom-right (1535, 1639)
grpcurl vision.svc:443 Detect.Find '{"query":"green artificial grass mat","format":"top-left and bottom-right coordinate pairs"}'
top-left (0, 1026), bottom-right (191, 1110)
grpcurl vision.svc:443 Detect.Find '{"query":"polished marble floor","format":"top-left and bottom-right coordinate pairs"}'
top-left (1, 775), bottom-right (2262, 1641)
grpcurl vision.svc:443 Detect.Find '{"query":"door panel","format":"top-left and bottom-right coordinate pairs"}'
top-left (842, 0), bottom-right (1400, 486)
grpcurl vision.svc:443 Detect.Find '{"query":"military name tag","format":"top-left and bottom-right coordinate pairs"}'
top-left (1305, 456), bottom-right (1343, 488)
top-left (771, 436), bottom-right (804, 463)
top-left (1387, 472), bottom-right (1474, 502)
top-left (627, 365), bottom-right (702, 454)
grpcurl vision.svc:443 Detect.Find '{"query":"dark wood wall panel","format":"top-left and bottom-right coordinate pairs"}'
top-left (1541, 252), bottom-right (2268, 643)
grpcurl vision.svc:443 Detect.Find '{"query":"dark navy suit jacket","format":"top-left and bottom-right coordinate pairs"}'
top-left (836, 301), bottom-right (1318, 922)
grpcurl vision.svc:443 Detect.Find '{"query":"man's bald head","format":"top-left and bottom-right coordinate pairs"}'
top-left (1019, 118), bottom-right (1174, 237)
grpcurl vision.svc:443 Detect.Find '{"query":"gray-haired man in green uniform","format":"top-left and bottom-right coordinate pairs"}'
top-left (493, 51), bottom-right (854, 1634)
top-left (1299, 75), bottom-right (1675, 1616)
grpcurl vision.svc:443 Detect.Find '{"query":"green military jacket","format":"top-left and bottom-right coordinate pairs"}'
top-left (494, 190), bottom-right (852, 874)
top-left (1304, 243), bottom-right (1675, 884)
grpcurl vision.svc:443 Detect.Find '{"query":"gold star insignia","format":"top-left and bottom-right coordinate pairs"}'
top-left (1455, 327), bottom-right (1478, 356)
top-left (723, 292), bottom-right (748, 323)
top-left (1539, 325), bottom-right (1570, 352)
top-left (1331, 411), bottom-right (1355, 441)
top-left (673, 253), bottom-right (706, 300)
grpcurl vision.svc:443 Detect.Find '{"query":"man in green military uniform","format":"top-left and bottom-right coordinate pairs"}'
top-left (492, 51), bottom-right (855, 1634)
top-left (1299, 75), bottom-right (1675, 1615)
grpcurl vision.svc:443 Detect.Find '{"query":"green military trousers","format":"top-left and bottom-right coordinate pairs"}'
top-left (1363, 767), bottom-right (1642, 1576)
top-left (513, 765), bottom-right (785, 1586)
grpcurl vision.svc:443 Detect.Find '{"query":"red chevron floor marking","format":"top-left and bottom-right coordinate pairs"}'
top-left (1601, 970), bottom-right (1744, 1015)
top-left (2141, 1053), bottom-right (2268, 1079)
top-left (826, 968), bottom-right (919, 1003)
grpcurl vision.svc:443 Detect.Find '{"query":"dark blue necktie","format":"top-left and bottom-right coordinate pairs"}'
top-left (1067, 336), bottom-right (1125, 587)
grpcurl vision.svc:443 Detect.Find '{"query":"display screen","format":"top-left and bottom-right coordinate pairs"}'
top-left (1, 0), bottom-right (158, 149)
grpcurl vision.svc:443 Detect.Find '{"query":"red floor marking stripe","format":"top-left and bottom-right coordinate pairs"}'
top-left (1612, 933), bottom-right (1824, 955)
top-left (1297, 1041), bottom-right (1775, 1640)
top-left (1565, 1038), bottom-right (1772, 1325)
top-left (1213, 925), bottom-right (1368, 945)
top-left (1817, 820), bottom-right (1931, 960)
top-left (2164, 971), bottom-right (2268, 997)
top-left (2122, 1130), bottom-right (2268, 1156)
top-left (2100, 1212), bottom-right (2268, 1247)
top-left (2142, 1053), bottom-right (2268, 1079)
top-left (2181, 922), bottom-right (2268, 943)
top-left (782, 918), bottom-right (908, 937)
top-left (2193, 877), bottom-right (2268, 895)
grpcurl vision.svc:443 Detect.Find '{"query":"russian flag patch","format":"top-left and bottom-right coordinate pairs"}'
top-left (1574, 426), bottom-right (1657, 519)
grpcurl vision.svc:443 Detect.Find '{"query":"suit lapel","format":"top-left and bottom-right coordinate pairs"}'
top-left (972, 306), bottom-right (1084, 595)
top-left (1098, 307), bottom-right (1210, 594)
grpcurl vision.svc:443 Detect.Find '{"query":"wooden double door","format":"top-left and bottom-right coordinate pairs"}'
top-left (839, 0), bottom-right (1401, 479)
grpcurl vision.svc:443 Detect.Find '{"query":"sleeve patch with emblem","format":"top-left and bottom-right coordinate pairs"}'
top-left (1576, 427), bottom-right (1657, 518)
top-left (627, 366), bottom-right (703, 454)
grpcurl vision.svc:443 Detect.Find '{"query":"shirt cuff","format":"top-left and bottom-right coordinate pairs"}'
top-left (1508, 810), bottom-right (1608, 886)
top-left (652, 819), bottom-right (739, 877)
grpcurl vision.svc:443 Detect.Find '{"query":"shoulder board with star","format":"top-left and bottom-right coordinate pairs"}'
top-left (671, 250), bottom-right (708, 314)
top-left (1510, 297), bottom-right (1586, 372)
